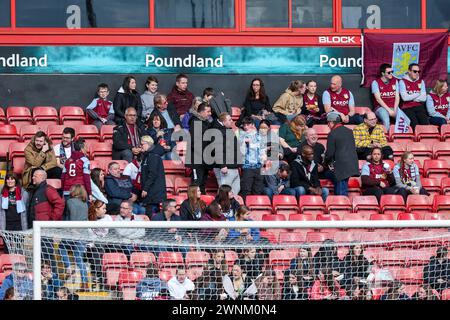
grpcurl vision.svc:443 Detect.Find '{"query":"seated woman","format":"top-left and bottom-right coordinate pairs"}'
top-left (302, 80), bottom-right (326, 127)
top-left (259, 120), bottom-right (283, 161)
top-left (215, 185), bottom-right (241, 220)
top-left (393, 151), bottom-right (429, 202)
top-left (278, 114), bottom-right (307, 163)
top-left (426, 79), bottom-right (450, 126)
top-left (342, 243), bottom-right (371, 292)
top-left (312, 239), bottom-right (343, 278)
top-left (237, 78), bottom-right (278, 127)
top-left (310, 268), bottom-right (347, 300)
top-left (272, 80), bottom-right (306, 123)
top-left (146, 112), bottom-right (176, 160)
top-left (199, 201), bottom-right (228, 242)
top-left (222, 263), bottom-right (257, 300)
top-left (180, 184), bottom-right (206, 221)
top-left (289, 247), bottom-right (314, 290)
top-left (283, 269), bottom-right (306, 300)
top-left (238, 247), bottom-right (265, 280)
top-left (255, 267), bottom-right (281, 300)
top-left (227, 206), bottom-right (260, 243)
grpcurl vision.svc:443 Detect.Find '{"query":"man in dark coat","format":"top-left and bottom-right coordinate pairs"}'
top-left (209, 112), bottom-right (242, 196)
top-left (140, 135), bottom-right (167, 216)
top-left (325, 113), bottom-right (359, 196)
top-left (112, 107), bottom-right (145, 162)
top-left (186, 103), bottom-right (212, 194)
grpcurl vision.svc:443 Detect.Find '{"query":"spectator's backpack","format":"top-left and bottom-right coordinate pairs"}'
top-left (209, 89), bottom-right (232, 118)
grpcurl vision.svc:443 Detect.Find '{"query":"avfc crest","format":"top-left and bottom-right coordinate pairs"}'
top-left (392, 42), bottom-right (420, 79)
top-left (343, 94), bottom-right (349, 99)
top-left (392, 85), bottom-right (396, 90)
top-left (447, 96), bottom-right (450, 102)
top-left (418, 82), bottom-right (422, 89)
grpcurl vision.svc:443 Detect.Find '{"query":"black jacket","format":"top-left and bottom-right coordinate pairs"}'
top-left (325, 125), bottom-right (359, 181)
top-left (290, 157), bottom-right (321, 190)
top-left (186, 113), bottom-right (211, 169)
top-left (424, 257), bottom-right (450, 291)
top-left (140, 147), bottom-right (167, 205)
top-left (179, 199), bottom-right (205, 221)
top-left (300, 141), bottom-right (325, 165)
top-left (149, 103), bottom-right (182, 128)
top-left (113, 88), bottom-right (143, 124)
top-left (209, 119), bottom-right (242, 169)
top-left (342, 254), bottom-right (371, 291)
top-left (112, 122), bottom-right (145, 160)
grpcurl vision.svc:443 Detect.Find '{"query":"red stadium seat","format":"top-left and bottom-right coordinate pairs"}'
top-left (394, 267), bottom-right (423, 285)
top-left (314, 125), bottom-right (330, 145)
top-left (186, 251), bottom-right (210, 280)
top-left (7, 106), bottom-right (33, 131)
top-left (0, 254), bottom-right (26, 272)
top-left (348, 177), bottom-right (362, 197)
top-left (414, 125), bottom-right (440, 143)
top-left (262, 214), bottom-right (286, 221)
top-left (130, 252), bottom-right (157, 269)
top-left (333, 231), bottom-right (362, 243)
top-left (100, 125), bottom-right (115, 142)
top-left (441, 289), bottom-right (450, 300)
top-left (423, 212), bottom-right (450, 220)
top-left (441, 177), bottom-right (450, 195)
top-left (354, 106), bottom-right (371, 115)
top-left (406, 195), bottom-right (432, 212)
top-left (46, 125), bottom-right (66, 140)
top-left (423, 159), bottom-right (450, 179)
top-left (158, 252), bottom-right (184, 274)
top-left (397, 212), bottom-right (424, 220)
top-left (433, 195), bottom-right (450, 213)
top-left (245, 195), bottom-right (272, 211)
top-left (163, 160), bottom-right (185, 175)
top-left (389, 125), bottom-right (414, 142)
top-left (326, 195), bottom-right (351, 213)
top-left (352, 195), bottom-right (379, 213)
top-left (389, 141), bottom-right (407, 157)
top-left (278, 231), bottom-right (308, 244)
top-left (0, 107), bottom-right (5, 123)
top-left (90, 160), bottom-right (104, 171)
top-left (299, 195), bottom-right (325, 213)
top-left (174, 177), bottom-right (191, 194)
top-left (289, 213), bottom-right (315, 221)
top-left (89, 142), bottom-right (112, 160)
top-left (8, 142), bottom-right (28, 175)
top-left (316, 213), bottom-right (341, 221)
top-left (421, 178), bottom-right (442, 196)
top-left (59, 106), bottom-right (85, 126)
top-left (20, 125), bottom-right (47, 142)
top-left (33, 106), bottom-right (59, 126)
top-left (441, 124), bottom-right (450, 141)
top-left (75, 124), bottom-right (100, 142)
top-left (102, 253), bottom-right (128, 270)
top-left (342, 212), bottom-right (370, 220)
top-left (432, 142), bottom-right (450, 165)
top-left (200, 195), bottom-right (215, 205)
top-left (269, 250), bottom-right (296, 275)
top-left (406, 142), bottom-right (432, 163)
top-left (380, 195), bottom-right (405, 214)
top-left (272, 195), bottom-right (298, 212)
top-left (306, 231), bottom-right (332, 243)
top-left (0, 125), bottom-right (20, 158)
top-left (118, 270), bottom-right (144, 288)
top-left (369, 213), bottom-right (394, 220)
top-left (165, 175), bottom-right (175, 195)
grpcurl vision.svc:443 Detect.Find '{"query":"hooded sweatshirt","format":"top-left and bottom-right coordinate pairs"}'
top-left (273, 89), bottom-right (303, 115)
top-left (141, 90), bottom-right (157, 120)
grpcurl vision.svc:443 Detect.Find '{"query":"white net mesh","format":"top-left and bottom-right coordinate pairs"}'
top-left (1, 222), bottom-right (450, 301)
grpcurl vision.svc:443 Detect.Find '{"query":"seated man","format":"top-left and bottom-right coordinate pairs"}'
top-left (353, 112), bottom-right (393, 160)
top-left (263, 162), bottom-right (296, 200)
top-left (168, 268), bottom-right (195, 300)
top-left (23, 131), bottom-right (60, 189)
top-left (104, 161), bottom-right (139, 214)
top-left (0, 262), bottom-right (33, 300)
top-left (115, 199), bottom-right (146, 258)
top-left (360, 147), bottom-right (397, 202)
top-left (290, 145), bottom-right (329, 201)
top-left (112, 107), bottom-right (145, 162)
top-left (53, 127), bottom-right (75, 172)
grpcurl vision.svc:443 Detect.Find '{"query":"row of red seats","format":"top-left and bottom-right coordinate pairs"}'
top-left (0, 106), bottom-right (88, 130)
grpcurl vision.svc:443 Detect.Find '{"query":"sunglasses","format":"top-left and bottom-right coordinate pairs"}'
top-left (412, 70), bottom-right (420, 74)
top-left (385, 71), bottom-right (393, 75)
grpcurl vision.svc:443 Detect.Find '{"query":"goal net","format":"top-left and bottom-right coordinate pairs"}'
top-left (1, 220), bottom-right (449, 301)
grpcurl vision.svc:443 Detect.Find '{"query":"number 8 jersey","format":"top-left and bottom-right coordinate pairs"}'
top-left (61, 150), bottom-right (92, 196)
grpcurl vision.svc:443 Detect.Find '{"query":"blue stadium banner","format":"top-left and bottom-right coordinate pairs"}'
top-left (0, 46), bottom-right (449, 75)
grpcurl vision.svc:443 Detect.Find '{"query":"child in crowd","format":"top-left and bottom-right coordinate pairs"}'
top-left (86, 83), bottom-right (115, 130)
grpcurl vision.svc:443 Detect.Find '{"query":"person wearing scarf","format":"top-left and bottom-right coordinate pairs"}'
top-left (393, 151), bottom-right (429, 202)
top-left (290, 144), bottom-right (329, 201)
top-left (112, 107), bottom-right (145, 162)
top-left (0, 173), bottom-right (28, 231)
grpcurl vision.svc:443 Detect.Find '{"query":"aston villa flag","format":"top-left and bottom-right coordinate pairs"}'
top-left (361, 33), bottom-right (448, 88)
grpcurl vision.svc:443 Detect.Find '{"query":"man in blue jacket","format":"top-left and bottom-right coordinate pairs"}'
top-left (0, 262), bottom-right (33, 300)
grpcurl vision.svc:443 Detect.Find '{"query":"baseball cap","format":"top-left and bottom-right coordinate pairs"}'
top-left (327, 113), bottom-right (342, 123)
